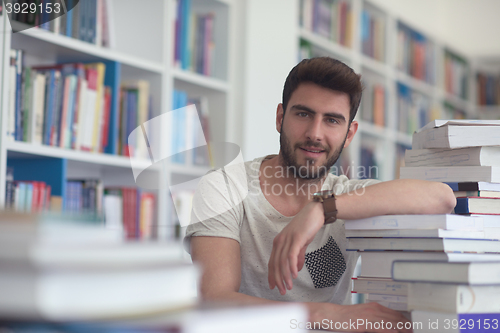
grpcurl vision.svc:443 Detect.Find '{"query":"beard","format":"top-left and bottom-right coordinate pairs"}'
top-left (279, 125), bottom-right (347, 181)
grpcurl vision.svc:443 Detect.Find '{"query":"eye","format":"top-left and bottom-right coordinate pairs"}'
top-left (326, 118), bottom-right (339, 124)
top-left (297, 112), bottom-right (309, 117)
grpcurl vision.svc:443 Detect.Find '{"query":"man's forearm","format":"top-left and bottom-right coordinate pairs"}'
top-left (335, 179), bottom-right (456, 220)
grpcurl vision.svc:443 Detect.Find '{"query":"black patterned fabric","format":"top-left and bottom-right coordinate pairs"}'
top-left (305, 236), bottom-right (346, 289)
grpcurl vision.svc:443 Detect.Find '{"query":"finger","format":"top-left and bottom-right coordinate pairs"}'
top-left (280, 238), bottom-right (294, 290)
top-left (296, 246), bottom-right (307, 273)
top-left (273, 237), bottom-right (287, 295)
top-left (288, 240), bottom-right (302, 280)
top-left (268, 244), bottom-right (276, 289)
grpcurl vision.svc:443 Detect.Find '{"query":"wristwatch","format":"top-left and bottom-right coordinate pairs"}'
top-left (312, 190), bottom-right (338, 224)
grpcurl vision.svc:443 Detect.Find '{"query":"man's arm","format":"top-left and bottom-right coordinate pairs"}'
top-left (191, 236), bottom-right (412, 333)
top-left (268, 179), bottom-right (456, 295)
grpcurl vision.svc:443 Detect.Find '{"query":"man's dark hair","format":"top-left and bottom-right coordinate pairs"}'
top-left (282, 57), bottom-right (362, 123)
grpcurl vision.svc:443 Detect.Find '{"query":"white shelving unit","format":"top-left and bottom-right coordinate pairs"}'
top-left (0, 0), bottom-right (235, 241)
top-left (297, 0), bottom-right (480, 181)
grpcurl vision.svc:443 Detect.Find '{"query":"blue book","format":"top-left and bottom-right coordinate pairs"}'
top-left (455, 197), bottom-right (500, 215)
top-left (181, 0), bottom-right (191, 70)
top-left (43, 70), bottom-right (56, 145)
top-left (127, 90), bottom-right (138, 156)
top-left (79, 0), bottom-right (87, 42)
top-left (412, 311), bottom-right (500, 333)
top-left (66, 0), bottom-right (74, 37)
top-left (25, 182), bottom-right (33, 213)
top-left (89, 0), bottom-right (97, 44)
top-left (14, 50), bottom-right (23, 141)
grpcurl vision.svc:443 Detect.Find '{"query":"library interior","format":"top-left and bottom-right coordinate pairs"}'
top-left (1, 0), bottom-right (500, 332)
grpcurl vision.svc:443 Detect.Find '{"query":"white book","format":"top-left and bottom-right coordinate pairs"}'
top-left (347, 237), bottom-right (500, 253)
top-left (412, 125), bottom-right (500, 149)
top-left (346, 229), bottom-right (486, 239)
top-left (344, 214), bottom-right (483, 231)
top-left (365, 299), bottom-right (408, 311)
top-left (0, 261), bottom-right (199, 320)
top-left (418, 119), bottom-right (500, 132)
top-left (392, 261), bottom-right (500, 285)
top-left (32, 72), bottom-right (47, 144)
top-left (360, 251), bottom-right (500, 279)
top-left (366, 294), bottom-right (408, 303)
top-left (352, 277), bottom-right (408, 296)
top-left (399, 166), bottom-right (500, 183)
top-left (408, 283), bottom-right (500, 313)
top-left (405, 147), bottom-right (500, 167)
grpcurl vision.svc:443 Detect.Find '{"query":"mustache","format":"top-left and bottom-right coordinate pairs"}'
top-left (295, 140), bottom-right (329, 152)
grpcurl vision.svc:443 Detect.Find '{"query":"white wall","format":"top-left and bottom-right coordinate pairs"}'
top-left (238, 0), bottom-right (298, 161)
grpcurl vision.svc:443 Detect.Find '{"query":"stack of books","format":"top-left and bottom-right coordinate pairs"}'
top-left (0, 212), bottom-right (198, 321)
top-left (347, 119), bottom-right (500, 318)
top-left (393, 261), bottom-right (500, 332)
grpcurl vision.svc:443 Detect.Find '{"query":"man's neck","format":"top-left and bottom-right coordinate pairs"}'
top-left (260, 155), bottom-right (326, 208)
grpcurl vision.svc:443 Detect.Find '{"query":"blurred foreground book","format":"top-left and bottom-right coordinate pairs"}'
top-left (0, 212), bottom-right (197, 321)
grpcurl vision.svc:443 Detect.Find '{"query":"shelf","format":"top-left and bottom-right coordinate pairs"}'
top-left (13, 27), bottom-right (165, 74)
top-left (357, 121), bottom-right (390, 140)
top-left (396, 71), bottom-right (435, 96)
top-left (298, 28), bottom-right (354, 61)
top-left (360, 55), bottom-right (392, 77)
top-left (5, 141), bottom-right (157, 171)
top-left (172, 68), bottom-right (230, 92)
top-left (443, 92), bottom-right (470, 111)
top-left (395, 132), bottom-right (413, 147)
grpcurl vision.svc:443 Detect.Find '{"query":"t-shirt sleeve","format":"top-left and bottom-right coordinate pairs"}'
top-left (331, 175), bottom-right (381, 195)
top-left (184, 168), bottom-right (246, 252)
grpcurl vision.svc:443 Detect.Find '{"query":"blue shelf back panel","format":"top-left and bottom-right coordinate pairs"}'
top-left (8, 158), bottom-right (67, 197)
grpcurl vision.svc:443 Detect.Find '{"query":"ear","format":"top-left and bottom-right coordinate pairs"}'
top-left (343, 120), bottom-right (358, 148)
top-left (276, 103), bottom-right (284, 133)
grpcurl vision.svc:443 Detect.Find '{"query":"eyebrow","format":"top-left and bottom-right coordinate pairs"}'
top-left (290, 104), bottom-right (346, 123)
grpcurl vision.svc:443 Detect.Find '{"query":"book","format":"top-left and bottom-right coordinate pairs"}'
top-left (0, 260), bottom-right (199, 320)
top-left (351, 277), bottom-right (408, 296)
top-left (392, 261), bottom-right (500, 285)
top-left (347, 237), bottom-right (500, 253)
top-left (408, 283), bottom-right (500, 313)
top-left (455, 197), bottom-right (500, 215)
top-left (411, 311), bottom-right (500, 333)
top-left (359, 251), bottom-right (500, 279)
top-left (346, 229), bottom-right (486, 239)
top-left (405, 147), bottom-right (500, 167)
top-left (412, 125), bottom-right (500, 149)
top-left (454, 191), bottom-right (500, 198)
top-left (418, 119), bottom-right (500, 132)
top-left (446, 181), bottom-right (500, 192)
top-left (344, 214), bottom-right (482, 231)
top-left (399, 166), bottom-right (500, 183)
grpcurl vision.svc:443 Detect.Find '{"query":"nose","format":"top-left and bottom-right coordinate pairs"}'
top-left (305, 117), bottom-right (323, 142)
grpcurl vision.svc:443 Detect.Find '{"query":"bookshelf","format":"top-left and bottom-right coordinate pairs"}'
top-left (297, 0), bottom-right (480, 181)
top-left (0, 0), bottom-right (235, 240)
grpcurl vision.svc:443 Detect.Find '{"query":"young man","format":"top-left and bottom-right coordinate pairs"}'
top-left (185, 58), bottom-right (456, 332)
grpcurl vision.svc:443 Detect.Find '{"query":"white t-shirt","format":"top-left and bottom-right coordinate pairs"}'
top-left (185, 155), bottom-right (379, 304)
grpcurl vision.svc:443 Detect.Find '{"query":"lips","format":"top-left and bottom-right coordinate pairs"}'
top-left (300, 147), bottom-right (325, 153)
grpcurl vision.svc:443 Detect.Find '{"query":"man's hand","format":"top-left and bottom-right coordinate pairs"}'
top-left (308, 302), bottom-right (413, 333)
top-left (268, 200), bottom-right (324, 295)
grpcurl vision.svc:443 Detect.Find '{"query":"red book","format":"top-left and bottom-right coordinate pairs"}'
top-left (122, 188), bottom-right (138, 239)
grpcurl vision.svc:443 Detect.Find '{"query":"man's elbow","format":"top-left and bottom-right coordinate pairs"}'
top-left (433, 182), bottom-right (456, 214)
